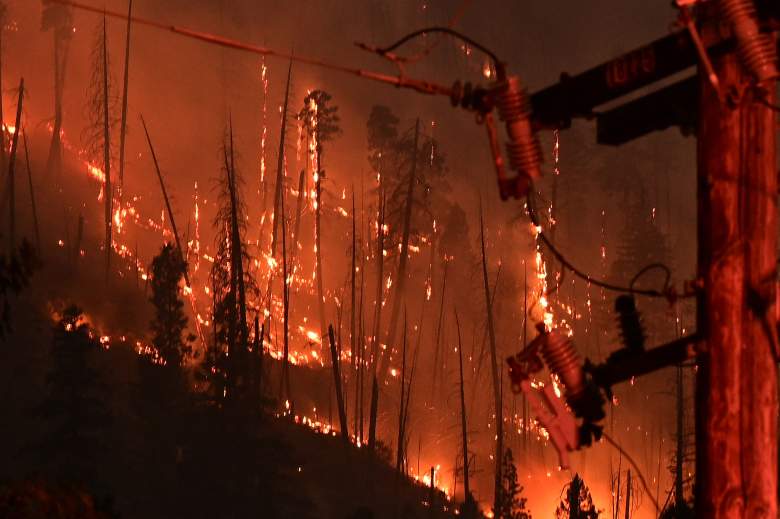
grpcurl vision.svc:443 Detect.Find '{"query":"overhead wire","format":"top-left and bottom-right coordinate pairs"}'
top-left (526, 190), bottom-right (682, 300)
top-left (54, 0), bottom-right (688, 302)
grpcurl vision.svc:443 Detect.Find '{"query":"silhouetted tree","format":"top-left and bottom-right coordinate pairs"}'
top-left (83, 19), bottom-right (120, 281)
top-left (659, 500), bottom-right (695, 519)
top-left (0, 481), bottom-right (116, 519)
top-left (0, 240), bottom-right (38, 339)
top-left (37, 306), bottom-right (111, 488)
top-left (555, 474), bottom-right (600, 519)
top-left (494, 448), bottom-right (532, 519)
top-left (149, 242), bottom-right (191, 367)
top-left (366, 106), bottom-right (447, 249)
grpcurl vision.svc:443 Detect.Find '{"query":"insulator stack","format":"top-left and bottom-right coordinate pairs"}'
top-left (494, 76), bottom-right (543, 181)
top-left (541, 331), bottom-right (584, 402)
top-left (719, 0), bottom-right (778, 83)
top-left (614, 295), bottom-right (645, 352)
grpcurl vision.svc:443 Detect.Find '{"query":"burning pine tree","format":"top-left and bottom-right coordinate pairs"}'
top-left (298, 89), bottom-right (341, 345)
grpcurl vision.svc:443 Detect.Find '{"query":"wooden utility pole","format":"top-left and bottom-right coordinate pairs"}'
top-left (695, 8), bottom-right (777, 517)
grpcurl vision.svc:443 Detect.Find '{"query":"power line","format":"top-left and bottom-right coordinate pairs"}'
top-left (526, 190), bottom-right (683, 300)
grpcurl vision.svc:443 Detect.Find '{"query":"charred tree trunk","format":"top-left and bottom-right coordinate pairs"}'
top-left (356, 204), bottom-right (367, 444)
top-left (454, 308), bottom-right (470, 502)
top-left (23, 134), bottom-right (40, 252)
top-left (400, 317), bottom-right (419, 469)
top-left (431, 259), bottom-right (448, 399)
top-left (227, 124), bottom-right (249, 392)
top-left (281, 177), bottom-right (291, 404)
top-left (271, 59), bottom-right (292, 257)
top-left (480, 205), bottom-right (502, 515)
top-left (291, 168), bottom-right (305, 265)
top-left (46, 10), bottom-right (71, 181)
top-left (624, 469), bottom-right (632, 519)
top-left (7, 78), bottom-right (23, 253)
top-left (101, 19), bottom-right (112, 283)
top-left (140, 116), bottom-right (190, 287)
top-left (253, 315), bottom-right (262, 398)
top-left (368, 192), bottom-right (385, 453)
top-left (328, 324), bottom-right (348, 440)
top-left (314, 145), bottom-right (327, 350)
top-left (0, 25), bottom-right (5, 182)
top-left (380, 118), bottom-right (419, 382)
top-left (350, 187), bottom-right (357, 372)
top-left (117, 0), bottom-right (132, 208)
top-left (395, 311), bottom-right (407, 473)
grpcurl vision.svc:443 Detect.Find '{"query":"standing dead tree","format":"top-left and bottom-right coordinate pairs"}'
top-left (270, 59), bottom-right (292, 257)
top-left (299, 89), bottom-right (341, 347)
top-left (454, 308), bottom-right (471, 505)
top-left (140, 116), bottom-right (189, 287)
top-left (328, 324), bottom-right (348, 440)
top-left (42, 0), bottom-right (73, 180)
top-left (367, 191), bottom-right (385, 453)
top-left (226, 122), bottom-right (250, 389)
top-left (204, 127), bottom-right (256, 403)
top-left (280, 169), bottom-right (291, 404)
top-left (23, 134), bottom-right (41, 252)
top-left (83, 18), bottom-right (119, 282)
top-left (290, 168), bottom-right (305, 266)
top-left (7, 79), bottom-right (24, 253)
top-left (355, 184), bottom-right (367, 444)
top-left (350, 187), bottom-right (357, 372)
top-left (431, 259), bottom-right (448, 399)
top-left (117, 0), bottom-right (133, 209)
top-left (0, 2), bottom-right (7, 179)
top-left (480, 204), bottom-right (503, 515)
top-left (395, 310), bottom-right (408, 473)
top-left (379, 118), bottom-right (420, 382)
top-left (100, 18), bottom-right (112, 282)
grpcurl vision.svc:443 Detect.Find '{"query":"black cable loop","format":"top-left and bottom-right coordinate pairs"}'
top-left (525, 189), bottom-right (681, 300)
top-left (376, 27), bottom-right (503, 70)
